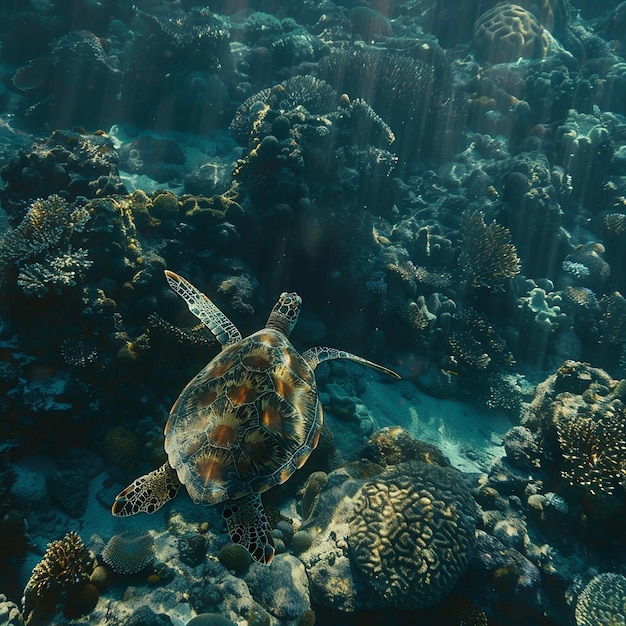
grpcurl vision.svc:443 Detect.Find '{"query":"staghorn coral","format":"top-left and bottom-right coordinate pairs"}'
top-left (575, 572), bottom-right (626, 626)
top-left (556, 399), bottom-right (626, 497)
top-left (17, 248), bottom-right (93, 298)
top-left (23, 531), bottom-right (95, 623)
top-left (348, 460), bottom-right (477, 609)
top-left (101, 530), bottom-right (155, 574)
top-left (473, 3), bottom-right (549, 65)
top-left (460, 210), bottom-right (520, 291)
top-left (0, 195), bottom-right (91, 294)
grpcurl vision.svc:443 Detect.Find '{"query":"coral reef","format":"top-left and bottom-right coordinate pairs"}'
top-left (318, 45), bottom-right (456, 164)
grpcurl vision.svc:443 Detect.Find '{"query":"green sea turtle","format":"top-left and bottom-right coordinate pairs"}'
top-left (112, 270), bottom-right (399, 564)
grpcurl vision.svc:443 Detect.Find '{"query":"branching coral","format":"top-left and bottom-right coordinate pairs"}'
top-left (0, 195), bottom-right (91, 294)
top-left (23, 531), bottom-right (95, 623)
top-left (230, 76), bottom-right (337, 145)
top-left (460, 211), bottom-right (520, 291)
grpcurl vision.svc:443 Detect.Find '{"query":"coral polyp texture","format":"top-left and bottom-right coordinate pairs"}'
top-left (348, 460), bottom-right (477, 609)
top-left (523, 360), bottom-right (626, 497)
top-left (101, 530), bottom-right (155, 574)
top-left (473, 3), bottom-right (549, 65)
top-left (575, 572), bottom-right (626, 626)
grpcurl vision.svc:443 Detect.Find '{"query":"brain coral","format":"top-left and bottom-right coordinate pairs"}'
top-left (473, 3), bottom-right (549, 64)
top-left (348, 460), bottom-right (477, 609)
top-left (575, 572), bottom-right (626, 626)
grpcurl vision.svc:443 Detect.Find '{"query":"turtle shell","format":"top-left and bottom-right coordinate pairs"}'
top-left (164, 328), bottom-right (322, 505)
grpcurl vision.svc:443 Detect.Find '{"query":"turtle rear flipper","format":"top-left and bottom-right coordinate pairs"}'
top-left (112, 463), bottom-right (181, 516)
top-left (222, 493), bottom-right (275, 565)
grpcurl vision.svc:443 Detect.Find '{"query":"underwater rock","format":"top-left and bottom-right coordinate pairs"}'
top-left (46, 469), bottom-right (90, 518)
top-left (472, 530), bottom-right (540, 596)
top-left (362, 425), bottom-right (451, 467)
top-left (186, 614), bottom-right (237, 626)
top-left (245, 554), bottom-right (311, 621)
top-left (218, 543), bottom-right (252, 574)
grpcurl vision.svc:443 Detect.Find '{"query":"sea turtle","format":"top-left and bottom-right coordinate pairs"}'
top-left (112, 270), bottom-right (399, 564)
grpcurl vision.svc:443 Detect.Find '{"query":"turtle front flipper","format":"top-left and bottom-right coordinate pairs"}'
top-left (222, 493), bottom-right (275, 565)
top-left (302, 346), bottom-right (401, 379)
top-left (164, 270), bottom-right (242, 347)
top-left (112, 463), bottom-right (181, 516)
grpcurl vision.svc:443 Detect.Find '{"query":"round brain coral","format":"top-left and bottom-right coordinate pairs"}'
top-left (101, 530), bottom-right (155, 574)
top-left (348, 460), bottom-right (477, 609)
top-left (575, 572), bottom-right (626, 626)
top-left (473, 3), bottom-right (549, 64)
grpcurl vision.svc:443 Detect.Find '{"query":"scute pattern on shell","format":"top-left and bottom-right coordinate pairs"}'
top-left (348, 460), bottom-right (477, 609)
top-left (164, 328), bottom-right (320, 506)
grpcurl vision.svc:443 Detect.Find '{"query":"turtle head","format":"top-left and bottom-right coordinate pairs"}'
top-left (266, 292), bottom-right (301, 336)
